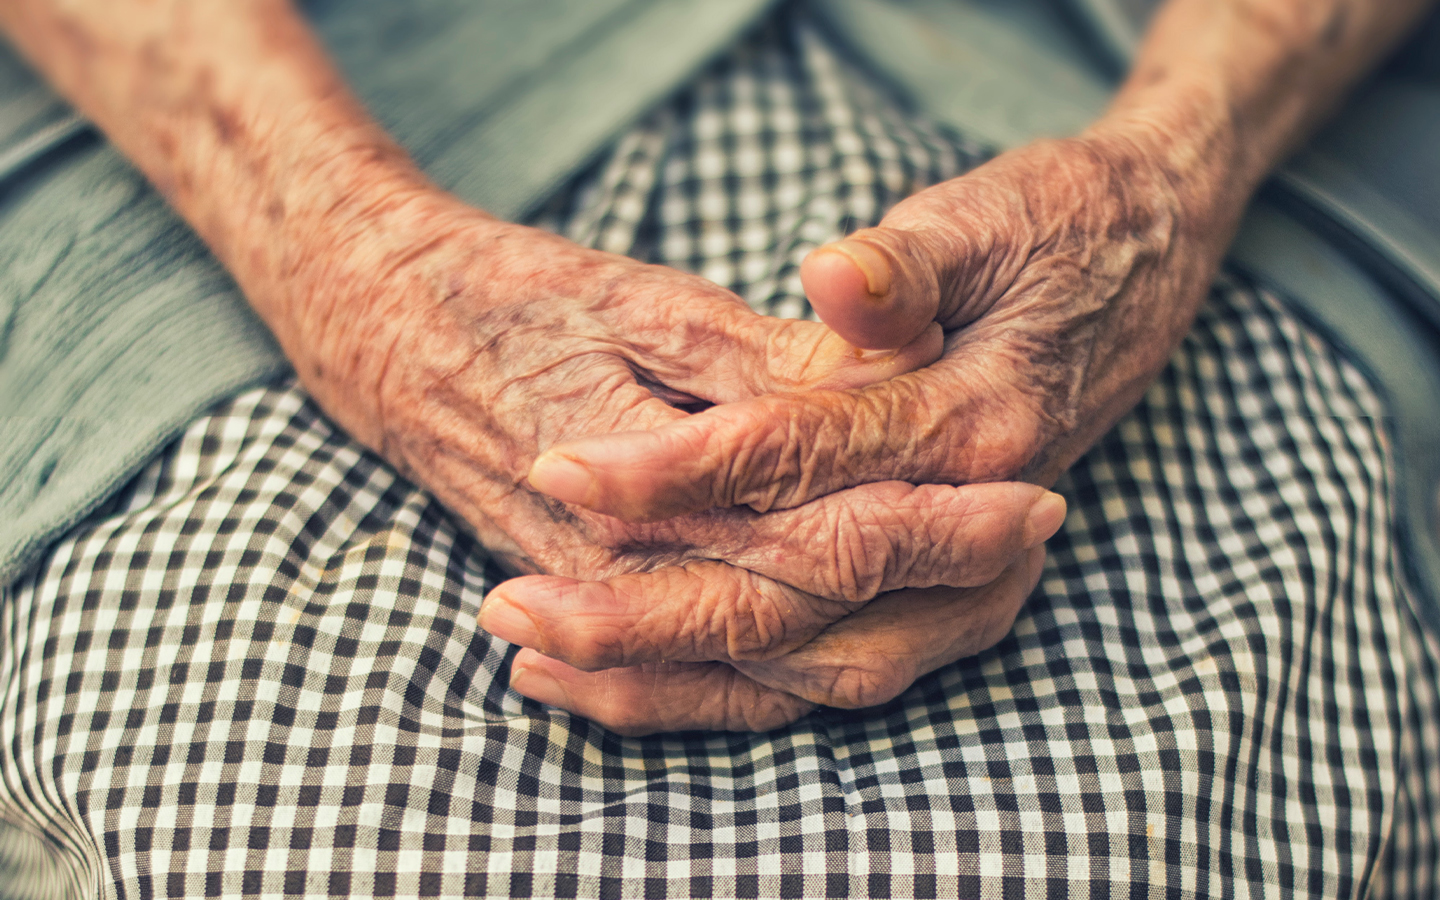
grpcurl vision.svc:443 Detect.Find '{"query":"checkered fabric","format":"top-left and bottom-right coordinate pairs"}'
top-left (3, 9), bottom-right (1438, 899)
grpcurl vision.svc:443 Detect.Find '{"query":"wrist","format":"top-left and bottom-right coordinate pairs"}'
top-left (255, 167), bottom-right (521, 446)
top-left (251, 161), bottom-right (488, 357)
top-left (1080, 95), bottom-right (1254, 260)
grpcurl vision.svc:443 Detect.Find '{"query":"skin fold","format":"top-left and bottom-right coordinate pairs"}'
top-left (0, 0), bottom-right (1431, 734)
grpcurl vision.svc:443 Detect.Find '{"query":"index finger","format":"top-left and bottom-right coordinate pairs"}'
top-left (526, 368), bottom-right (1038, 522)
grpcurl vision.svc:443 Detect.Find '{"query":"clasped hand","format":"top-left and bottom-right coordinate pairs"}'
top-left (297, 135), bottom-right (1214, 736)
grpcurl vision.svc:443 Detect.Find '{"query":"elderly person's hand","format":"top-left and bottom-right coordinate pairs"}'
top-left (522, 131), bottom-right (1219, 516)
top-left (220, 168), bottom-right (1074, 739)
top-left (285, 183), bottom-right (1077, 737)
top-left (500, 0), bottom-right (1438, 734)
top-left (495, 131), bottom-right (1194, 733)
top-left (284, 192), bottom-right (1071, 727)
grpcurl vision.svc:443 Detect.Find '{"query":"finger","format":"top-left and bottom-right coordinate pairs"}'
top-left (640, 292), bottom-right (945, 402)
top-left (720, 481), bottom-right (1065, 601)
top-left (503, 547), bottom-right (1043, 733)
top-left (527, 369), bottom-right (1041, 522)
top-left (480, 562), bottom-right (849, 671)
top-left (508, 650), bottom-right (815, 736)
top-left (733, 545), bottom-right (1044, 709)
top-left (799, 162), bottom-right (1037, 351)
top-left (479, 484), bottom-right (1065, 670)
top-left (799, 229), bottom-right (946, 350)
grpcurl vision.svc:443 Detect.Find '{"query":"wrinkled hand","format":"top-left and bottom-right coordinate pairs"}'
top-left (290, 191), bottom-right (939, 578)
top-left (485, 496), bottom-right (1055, 734)
top-left (272, 190), bottom-right (1064, 732)
top-left (512, 133), bottom-right (1231, 732)
top-left (528, 132), bottom-right (1227, 514)
top-left (495, 546), bottom-right (1048, 734)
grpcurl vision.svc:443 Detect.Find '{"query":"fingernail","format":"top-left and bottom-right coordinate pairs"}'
top-left (1022, 491), bottom-right (1067, 549)
top-left (528, 452), bottom-right (595, 506)
top-left (854, 347), bottom-right (898, 361)
top-left (827, 240), bottom-right (892, 300)
top-left (510, 664), bottom-right (569, 708)
top-left (479, 595), bottom-right (543, 648)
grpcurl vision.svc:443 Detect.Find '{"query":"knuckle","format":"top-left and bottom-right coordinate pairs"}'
top-left (609, 566), bottom-right (805, 665)
top-left (537, 583), bottom-right (640, 671)
top-left (854, 382), bottom-right (931, 477)
top-left (715, 573), bottom-right (836, 662)
top-left (818, 656), bottom-right (914, 710)
top-left (718, 597), bottom-right (791, 662)
top-left (561, 625), bottom-right (635, 672)
top-left (726, 401), bottom-right (809, 512)
top-left (725, 678), bottom-right (813, 732)
top-left (819, 503), bottom-right (894, 603)
top-left (722, 397), bottom-right (851, 514)
top-left (925, 488), bottom-right (1020, 586)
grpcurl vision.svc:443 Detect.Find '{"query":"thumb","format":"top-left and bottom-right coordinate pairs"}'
top-left (639, 289), bottom-right (945, 404)
top-left (800, 182), bottom-right (1024, 350)
top-left (800, 227), bottom-right (943, 350)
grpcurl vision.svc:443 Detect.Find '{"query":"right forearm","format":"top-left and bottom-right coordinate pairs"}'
top-left (1097, 0), bottom-right (1436, 226)
top-left (0, 0), bottom-right (438, 342)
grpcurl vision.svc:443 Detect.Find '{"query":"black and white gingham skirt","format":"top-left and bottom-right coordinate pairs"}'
top-left (2, 13), bottom-right (1438, 899)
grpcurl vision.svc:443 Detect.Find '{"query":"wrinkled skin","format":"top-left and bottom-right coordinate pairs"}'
top-left (508, 132), bottom-right (1232, 733)
top-left (503, 547), bottom-right (1046, 735)
top-left (530, 134), bottom-right (1225, 516)
top-left (288, 191), bottom-right (952, 579)
top-left (266, 190), bottom-right (1066, 734)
